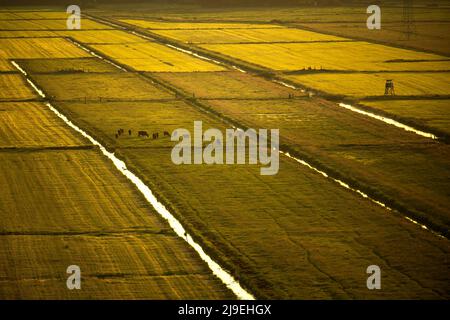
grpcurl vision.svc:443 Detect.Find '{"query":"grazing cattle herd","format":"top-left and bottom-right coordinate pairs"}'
top-left (115, 128), bottom-right (170, 140)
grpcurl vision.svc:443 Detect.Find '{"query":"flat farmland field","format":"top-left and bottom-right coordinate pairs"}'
top-left (0, 234), bottom-right (233, 299)
top-left (120, 19), bottom-right (281, 30)
top-left (152, 71), bottom-right (299, 99)
top-left (285, 72), bottom-right (450, 97)
top-left (120, 147), bottom-right (449, 299)
top-left (59, 100), bottom-right (225, 149)
top-left (0, 149), bottom-right (232, 299)
top-left (298, 22), bottom-right (450, 56)
top-left (0, 30), bottom-right (151, 44)
top-left (0, 102), bottom-right (88, 148)
top-left (201, 98), bottom-right (450, 232)
top-left (17, 57), bottom-right (119, 73)
top-left (52, 96), bottom-right (450, 299)
top-left (199, 41), bottom-right (450, 71)
top-left (0, 11), bottom-right (70, 19)
top-left (0, 59), bottom-right (15, 71)
top-left (0, 30), bottom-right (57, 38)
top-left (0, 18), bottom-right (111, 30)
top-left (56, 30), bottom-right (148, 44)
top-left (0, 74), bottom-right (38, 100)
top-left (151, 27), bottom-right (347, 44)
top-left (1, 5), bottom-right (449, 301)
top-left (361, 99), bottom-right (450, 136)
top-left (31, 73), bottom-right (173, 101)
top-left (90, 42), bottom-right (225, 72)
top-left (0, 38), bottom-right (89, 59)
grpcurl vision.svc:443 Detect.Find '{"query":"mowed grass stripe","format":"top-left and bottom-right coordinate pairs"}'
top-left (152, 71), bottom-right (299, 99)
top-left (17, 58), bottom-right (119, 73)
top-left (0, 19), bottom-right (112, 30)
top-left (0, 59), bottom-right (15, 71)
top-left (201, 98), bottom-right (450, 233)
top-left (0, 74), bottom-right (38, 100)
top-left (0, 150), bottom-right (170, 233)
top-left (0, 30), bottom-right (148, 44)
top-left (90, 42), bottom-right (225, 72)
top-left (199, 41), bottom-right (450, 71)
top-left (0, 149), bottom-right (234, 299)
top-left (0, 102), bottom-right (89, 148)
top-left (119, 19), bottom-right (281, 30)
top-left (0, 234), bottom-right (222, 280)
top-left (361, 99), bottom-right (450, 136)
top-left (0, 38), bottom-right (90, 59)
top-left (32, 73), bottom-right (173, 101)
top-left (150, 27), bottom-right (348, 44)
top-left (285, 72), bottom-right (450, 97)
top-left (0, 275), bottom-right (232, 299)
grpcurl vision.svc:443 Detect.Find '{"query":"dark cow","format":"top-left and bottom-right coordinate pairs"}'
top-left (138, 130), bottom-right (149, 137)
top-left (152, 133), bottom-right (159, 139)
top-left (163, 131), bottom-right (170, 137)
top-left (128, 129), bottom-right (132, 136)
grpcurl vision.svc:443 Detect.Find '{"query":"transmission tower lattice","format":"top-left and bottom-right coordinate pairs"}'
top-left (403, 0), bottom-right (416, 40)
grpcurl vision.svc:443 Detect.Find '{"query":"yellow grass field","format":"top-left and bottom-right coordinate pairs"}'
top-left (0, 102), bottom-right (88, 148)
top-left (152, 71), bottom-right (299, 99)
top-left (0, 30), bottom-right (146, 44)
top-left (0, 74), bottom-right (38, 100)
top-left (120, 19), bottom-right (281, 29)
top-left (57, 99), bottom-right (450, 299)
top-left (0, 233), bottom-right (233, 299)
top-left (91, 42), bottom-right (225, 72)
top-left (1, 6), bottom-right (449, 301)
top-left (285, 72), bottom-right (450, 97)
top-left (60, 100), bottom-right (225, 149)
top-left (0, 149), bottom-right (232, 299)
top-left (18, 57), bottom-right (119, 73)
top-left (0, 59), bottom-right (14, 71)
top-left (0, 19), bottom-right (111, 30)
top-left (151, 27), bottom-right (347, 44)
top-left (0, 30), bottom-right (56, 38)
top-left (0, 38), bottom-right (90, 59)
top-left (201, 98), bottom-right (450, 232)
top-left (0, 11), bottom-right (70, 19)
top-left (32, 73), bottom-right (173, 101)
top-left (200, 41), bottom-right (450, 71)
top-left (362, 99), bottom-right (450, 135)
top-left (56, 30), bottom-right (148, 44)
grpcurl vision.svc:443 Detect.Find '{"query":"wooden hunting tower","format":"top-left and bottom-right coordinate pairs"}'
top-left (385, 80), bottom-right (395, 95)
